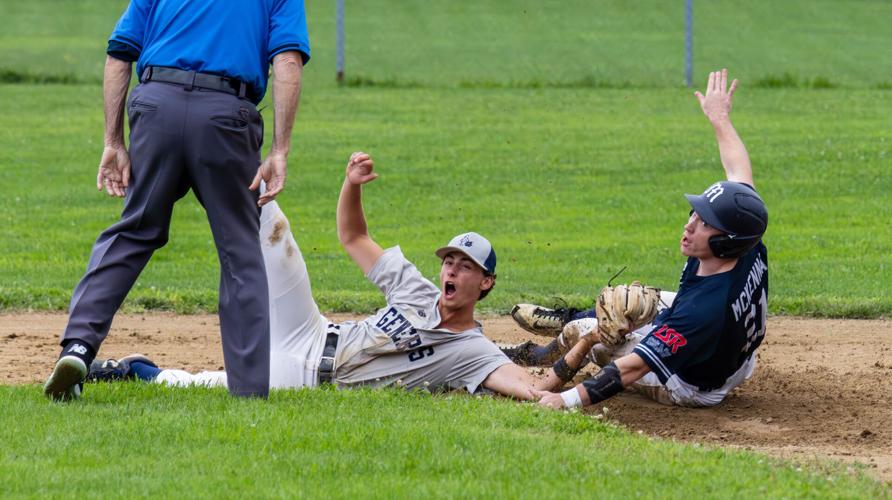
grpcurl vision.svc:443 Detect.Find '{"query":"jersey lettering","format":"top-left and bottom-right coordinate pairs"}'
top-left (375, 308), bottom-right (401, 331)
top-left (388, 321), bottom-right (413, 341)
top-left (408, 346), bottom-right (434, 362)
top-left (652, 325), bottom-right (687, 354)
top-left (375, 306), bottom-right (421, 349)
top-left (731, 255), bottom-right (768, 322)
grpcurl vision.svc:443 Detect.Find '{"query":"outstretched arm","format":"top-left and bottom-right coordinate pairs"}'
top-left (695, 68), bottom-right (754, 187)
top-left (535, 352), bottom-right (651, 409)
top-left (482, 333), bottom-right (594, 400)
top-left (337, 152), bottom-right (384, 274)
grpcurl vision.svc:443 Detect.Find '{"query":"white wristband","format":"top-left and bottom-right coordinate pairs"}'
top-left (560, 387), bottom-right (583, 408)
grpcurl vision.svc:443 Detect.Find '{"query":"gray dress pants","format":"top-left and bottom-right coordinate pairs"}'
top-left (63, 81), bottom-right (270, 398)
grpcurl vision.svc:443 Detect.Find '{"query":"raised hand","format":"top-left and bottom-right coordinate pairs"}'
top-left (345, 152), bottom-right (378, 185)
top-left (694, 68), bottom-right (738, 125)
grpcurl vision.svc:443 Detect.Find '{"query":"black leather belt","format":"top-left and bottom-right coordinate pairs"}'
top-left (141, 66), bottom-right (251, 100)
top-left (318, 324), bottom-right (341, 385)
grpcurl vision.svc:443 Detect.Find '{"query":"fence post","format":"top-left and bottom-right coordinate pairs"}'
top-left (336, 0), bottom-right (345, 83)
top-left (685, 0), bottom-right (693, 87)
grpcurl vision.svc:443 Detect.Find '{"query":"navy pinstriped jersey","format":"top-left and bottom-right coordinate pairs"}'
top-left (633, 242), bottom-right (769, 391)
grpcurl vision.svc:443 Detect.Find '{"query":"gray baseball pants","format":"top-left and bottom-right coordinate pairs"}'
top-left (62, 81), bottom-right (270, 398)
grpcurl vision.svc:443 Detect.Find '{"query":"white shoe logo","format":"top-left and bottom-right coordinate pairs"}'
top-left (67, 344), bottom-right (88, 355)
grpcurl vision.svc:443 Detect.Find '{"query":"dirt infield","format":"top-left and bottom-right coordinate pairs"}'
top-left (3, 314), bottom-right (890, 482)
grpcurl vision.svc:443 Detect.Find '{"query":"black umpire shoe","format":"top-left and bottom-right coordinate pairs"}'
top-left (44, 356), bottom-right (88, 402)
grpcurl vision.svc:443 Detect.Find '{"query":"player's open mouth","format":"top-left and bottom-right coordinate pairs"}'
top-left (444, 282), bottom-right (456, 298)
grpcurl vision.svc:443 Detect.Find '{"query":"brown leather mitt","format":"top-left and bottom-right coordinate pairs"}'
top-left (595, 281), bottom-right (661, 347)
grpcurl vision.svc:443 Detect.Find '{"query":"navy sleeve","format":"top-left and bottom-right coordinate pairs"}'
top-left (108, 0), bottom-right (153, 56)
top-left (633, 289), bottom-right (726, 384)
top-left (106, 40), bottom-right (140, 62)
top-left (268, 0), bottom-right (311, 64)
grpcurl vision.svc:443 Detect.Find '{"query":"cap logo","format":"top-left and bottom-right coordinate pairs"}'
top-left (460, 235), bottom-right (473, 247)
top-left (704, 183), bottom-right (724, 202)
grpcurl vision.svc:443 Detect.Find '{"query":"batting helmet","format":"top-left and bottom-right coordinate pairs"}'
top-left (685, 181), bottom-right (768, 259)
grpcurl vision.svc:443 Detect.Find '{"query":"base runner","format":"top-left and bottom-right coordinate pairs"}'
top-left (519, 69), bottom-right (770, 409)
top-left (86, 153), bottom-right (591, 398)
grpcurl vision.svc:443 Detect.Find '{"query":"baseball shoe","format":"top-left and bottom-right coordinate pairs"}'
top-left (497, 340), bottom-right (538, 366)
top-left (87, 354), bottom-right (157, 382)
top-left (497, 340), bottom-right (563, 367)
top-left (44, 356), bottom-right (88, 402)
top-left (510, 301), bottom-right (581, 337)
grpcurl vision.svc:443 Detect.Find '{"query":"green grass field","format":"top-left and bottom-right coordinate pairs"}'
top-left (1, 0), bottom-right (890, 316)
top-left (1, 86), bottom-right (889, 316)
top-left (2, 384), bottom-right (888, 498)
top-left (1, 1), bottom-right (891, 494)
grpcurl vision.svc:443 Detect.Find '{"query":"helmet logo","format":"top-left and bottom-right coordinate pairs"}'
top-left (460, 235), bottom-right (473, 247)
top-left (704, 183), bottom-right (724, 202)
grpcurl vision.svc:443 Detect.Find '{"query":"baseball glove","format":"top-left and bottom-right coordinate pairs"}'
top-left (595, 281), bottom-right (661, 347)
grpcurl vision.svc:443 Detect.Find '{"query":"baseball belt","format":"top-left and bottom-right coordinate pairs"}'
top-left (318, 323), bottom-right (341, 385)
top-left (141, 66), bottom-right (252, 100)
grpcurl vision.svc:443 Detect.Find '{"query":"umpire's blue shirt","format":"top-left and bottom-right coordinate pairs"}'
top-left (108, 0), bottom-right (310, 104)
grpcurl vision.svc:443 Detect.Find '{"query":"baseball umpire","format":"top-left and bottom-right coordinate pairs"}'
top-left (44, 0), bottom-right (310, 400)
top-left (84, 153), bottom-right (588, 398)
top-left (520, 69), bottom-right (770, 409)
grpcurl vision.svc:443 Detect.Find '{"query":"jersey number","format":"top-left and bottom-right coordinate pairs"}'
top-left (742, 289), bottom-right (768, 353)
top-left (408, 346), bottom-right (434, 362)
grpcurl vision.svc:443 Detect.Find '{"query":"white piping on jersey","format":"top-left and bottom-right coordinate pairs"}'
top-left (634, 343), bottom-right (672, 380)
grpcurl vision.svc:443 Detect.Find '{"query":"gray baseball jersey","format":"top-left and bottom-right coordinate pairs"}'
top-left (333, 247), bottom-right (510, 393)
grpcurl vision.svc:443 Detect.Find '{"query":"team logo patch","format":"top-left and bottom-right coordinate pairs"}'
top-left (704, 183), bottom-right (725, 203)
top-left (460, 235), bottom-right (473, 247)
top-left (652, 325), bottom-right (687, 354)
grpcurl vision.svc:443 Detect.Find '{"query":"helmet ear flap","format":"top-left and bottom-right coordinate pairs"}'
top-left (708, 234), bottom-right (732, 258)
top-left (708, 233), bottom-right (762, 259)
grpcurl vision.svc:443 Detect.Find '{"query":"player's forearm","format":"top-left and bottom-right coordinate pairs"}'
top-left (561, 353), bottom-right (649, 408)
top-left (539, 338), bottom-right (591, 391)
top-left (103, 56), bottom-right (132, 147)
top-left (482, 363), bottom-right (545, 400)
top-left (269, 51), bottom-right (303, 157)
top-left (711, 119), bottom-right (754, 186)
top-left (337, 178), bottom-right (370, 245)
top-left (534, 371), bottom-right (564, 392)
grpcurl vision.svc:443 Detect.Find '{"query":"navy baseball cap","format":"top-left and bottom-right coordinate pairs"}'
top-left (435, 232), bottom-right (497, 275)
